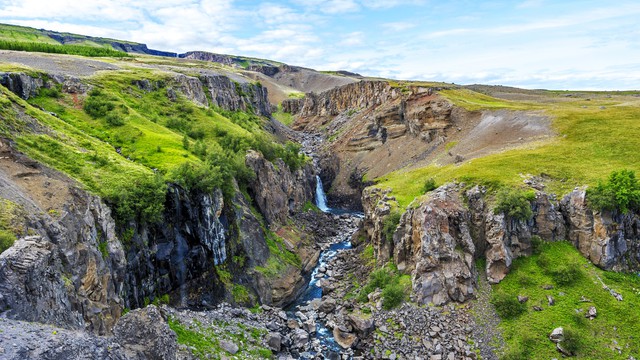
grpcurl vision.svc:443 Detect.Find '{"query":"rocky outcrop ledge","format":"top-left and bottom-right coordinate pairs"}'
top-left (363, 184), bottom-right (640, 305)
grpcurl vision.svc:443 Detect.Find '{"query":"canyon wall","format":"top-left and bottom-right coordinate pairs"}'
top-left (363, 184), bottom-right (640, 305)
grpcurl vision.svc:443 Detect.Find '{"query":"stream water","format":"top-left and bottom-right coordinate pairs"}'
top-left (288, 174), bottom-right (362, 358)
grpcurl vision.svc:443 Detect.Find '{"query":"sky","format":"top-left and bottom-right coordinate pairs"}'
top-left (1, 0), bottom-right (639, 90)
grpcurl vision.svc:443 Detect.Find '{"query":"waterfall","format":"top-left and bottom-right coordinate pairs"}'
top-left (315, 175), bottom-right (330, 212)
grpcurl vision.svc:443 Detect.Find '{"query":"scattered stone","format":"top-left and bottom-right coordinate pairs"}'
top-left (533, 306), bottom-right (543, 311)
top-left (549, 327), bottom-right (564, 343)
top-left (579, 296), bottom-right (592, 303)
top-left (542, 285), bottom-right (554, 290)
top-left (557, 343), bottom-right (572, 356)
top-left (586, 306), bottom-right (597, 320)
top-left (517, 295), bottom-right (529, 304)
top-left (547, 295), bottom-right (555, 306)
top-left (219, 340), bottom-right (239, 355)
top-left (266, 332), bottom-right (281, 352)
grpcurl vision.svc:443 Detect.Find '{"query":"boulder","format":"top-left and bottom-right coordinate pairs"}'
top-left (219, 340), bottom-right (239, 355)
top-left (549, 327), bottom-right (563, 343)
top-left (266, 332), bottom-right (281, 352)
top-left (332, 327), bottom-right (358, 349)
top-left (319, 297), bottom-right (337, 313)
top-left (113, 305), bottom-right (179, 359)
top-left (291, 328), bottom-right (309, 349)
top-left (347, 313), bottom-right (375, 335)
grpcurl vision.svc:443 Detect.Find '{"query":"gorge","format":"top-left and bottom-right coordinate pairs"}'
top-left (0, 23), bottom-right (640, 360)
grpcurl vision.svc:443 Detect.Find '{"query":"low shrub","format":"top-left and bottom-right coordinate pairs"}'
top-left (83, 89), bottom-right (115, 118)
top-left (494, 187), bottom-right (535, 221)
top-left (105, 113), bottom-right (124, 126)
top-left (0, 229), bottom-right (16, 253)
top-left (587, 169), bottom-right (640, 213)
top-left (382, 211), bottom-right (401, 244)
top-left (422, 178), bottom-right (437, 193)
top-left (382, 283), bottom-right (404, 310)
top-left (562, 326), bottom-right (582, 355)
top-left (551, 262), bottom-right (583, 286)
top-left (106, 174), bottom-right (167, 224)
top-left (491, 292), bottom-right (527, 319)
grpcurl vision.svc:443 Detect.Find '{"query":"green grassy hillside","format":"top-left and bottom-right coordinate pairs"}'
top-left (0, 66), bottom-right (303, 224)
top-left (376, 88), bottom-right (640, 207)
top-left (494, 241), bottom-right (640, 359)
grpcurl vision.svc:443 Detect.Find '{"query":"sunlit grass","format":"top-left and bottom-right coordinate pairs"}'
top-left (376, 89), bottom-right (640, 208)
top-left (494, 241), bottom-right (640, 359)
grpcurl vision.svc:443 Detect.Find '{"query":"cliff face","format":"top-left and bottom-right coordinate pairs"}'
top-left (2, 70), bottom-right (271, 117)
top-left (285, 81), bottom-right (456, 210)
top-left (0, 67), bottom-right (315, 334)
top-left (0, 139), bottom-right (125, 335)
top-left (245, 150), bottom-right (316, 225)
top-left (123, 186), bottom-right (228, 309)
top-left (363, 184), bottom-right (640, 305)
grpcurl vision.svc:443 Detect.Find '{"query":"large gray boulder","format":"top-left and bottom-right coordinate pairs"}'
top-left (113, 305), bottom-right (179, 360)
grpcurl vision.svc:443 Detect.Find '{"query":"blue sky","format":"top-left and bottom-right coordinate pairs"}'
top-left (1, 0), bottom-right (639, 90)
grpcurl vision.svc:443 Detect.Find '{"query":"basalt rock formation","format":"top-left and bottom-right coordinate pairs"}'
top-left (0, 65), bottom-right (317, 339)
top-left (285, 81), bottom-right (458, 210)
top-left (245, 150), bottom-right (316, 225)
top-left (363, 184), bottom-right (640, 305)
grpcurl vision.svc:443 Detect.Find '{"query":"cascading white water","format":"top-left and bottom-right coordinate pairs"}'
top-left (315, 175), bottom-right (330, 212)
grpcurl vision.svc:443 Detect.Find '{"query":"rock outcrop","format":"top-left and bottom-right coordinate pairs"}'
top-left (0, 72), bottom-right (44, 99)
top-left (245, 150), bottom-right (316, 225)
top-left (1, 70), bottom-right (271, 117)
top-left (363, 183), bottom-right (640, 305)
top-left (394, 186), bottom-right (477, 305)
top-left (285, 81), bottom-right (457, 210)
top-left (0, 140), bottom-right (126, 335)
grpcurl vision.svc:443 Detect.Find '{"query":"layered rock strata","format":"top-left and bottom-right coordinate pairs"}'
top-left (363, 184), bottom-right (640, 305)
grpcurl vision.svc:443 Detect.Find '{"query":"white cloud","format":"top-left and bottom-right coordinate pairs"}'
top-left (339, 32), bottom-right (364, 46)
top-left (382, 22), bottom-right (416, 32)
top-left (1, 0), bottom-right (639, 89)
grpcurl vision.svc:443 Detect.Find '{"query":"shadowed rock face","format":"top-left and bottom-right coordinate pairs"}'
top-left (0, 140), bottom-right (126, 335)
top-left (0, 72), bottom-right (44, 99)
top-left (245, 150), bottom-right (316, 226)
top-left (363, 183), bottom-right (640, 305)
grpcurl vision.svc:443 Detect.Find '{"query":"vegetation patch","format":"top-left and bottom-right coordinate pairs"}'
top-left (382, 211), bottom-right (401, 244)
top-left (376, 90), bottom-right (640, 208)
top-left (587, 169), bottom-right (640, 214)
top-left (255, 230), bottom-right (301, 278)
top-left (493, 241), bottom-right (640, 359)
top-left (493, 187), bottom-right (536, 221)
top-left (0, 199), bottom-right (24, 254)
top-left (357, 264), bottom-right (411, 310)
top-left (168, 316), bottom-right (272, 359)
top-left (0, 40), bottom-right (130, 57)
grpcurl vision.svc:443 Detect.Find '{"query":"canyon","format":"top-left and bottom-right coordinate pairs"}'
top-left (0, 23), bottom-right (640, 360)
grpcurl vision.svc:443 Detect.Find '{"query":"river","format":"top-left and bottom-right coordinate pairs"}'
top-left (286, 173), bottom-right (362, 359)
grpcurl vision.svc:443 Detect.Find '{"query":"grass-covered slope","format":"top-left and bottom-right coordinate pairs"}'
top-left (376, 88), bottom-right (640, 207)
top-left (493, 241), bottom-right (640, 359)
top-left (0, 65), bottom-right (303, 224)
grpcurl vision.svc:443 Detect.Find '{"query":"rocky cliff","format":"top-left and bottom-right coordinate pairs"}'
top-left (285, 81), bottom-right (458, 210)
top-left (245, 150), bottom-right (316, 225)
top-left (0, 138), bottom-right (125, 335)
top-left (363, 183), bottom-right (640, 305)
top-left (0, 65), bottom-right (316, 336)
